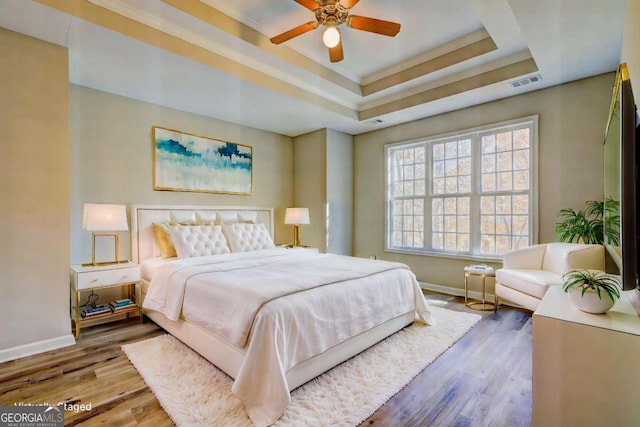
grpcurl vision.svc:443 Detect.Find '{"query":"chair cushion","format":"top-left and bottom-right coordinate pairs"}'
top-left (495, 268), bottom-right (564, 299)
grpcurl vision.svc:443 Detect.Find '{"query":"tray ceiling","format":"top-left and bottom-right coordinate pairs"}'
top-left (0, 0), bottom-right (626, 136)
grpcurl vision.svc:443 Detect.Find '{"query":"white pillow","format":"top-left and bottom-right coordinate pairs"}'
top-left (167, 224), bottom-right (230, 258)
top-left (222, 223), bottom-right (275, 252)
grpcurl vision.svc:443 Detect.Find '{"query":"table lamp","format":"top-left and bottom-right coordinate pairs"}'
top-left (285, 207), bottom-right (310, 247)
top-left (82, 203), bottom-right (129, 266)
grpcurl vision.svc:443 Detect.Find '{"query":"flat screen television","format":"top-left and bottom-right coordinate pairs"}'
top-left (603, 63), bottom-right (640, 314)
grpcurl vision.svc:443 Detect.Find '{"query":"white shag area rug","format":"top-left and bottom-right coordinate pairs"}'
top-left (122, 305), bottom-right (481, 427)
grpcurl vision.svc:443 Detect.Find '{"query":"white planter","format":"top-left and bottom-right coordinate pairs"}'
top-left (567, 287), bottom-right (616, 314)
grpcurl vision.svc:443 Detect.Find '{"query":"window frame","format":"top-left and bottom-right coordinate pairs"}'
top-left (385, 115), bottom-right (539, 261)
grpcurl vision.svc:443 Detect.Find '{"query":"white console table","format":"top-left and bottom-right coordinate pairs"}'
top-left (532, 287), bottom-right (640, 426)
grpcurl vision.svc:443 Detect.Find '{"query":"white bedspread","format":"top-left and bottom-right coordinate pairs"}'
top-left (143, 248), bottom-right (432, 426)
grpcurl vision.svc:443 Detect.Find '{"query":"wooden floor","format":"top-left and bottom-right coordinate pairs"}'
top-left (361, 293), bottom-right (533, 427)
top-left (0, 294), bottom-right (532, 426)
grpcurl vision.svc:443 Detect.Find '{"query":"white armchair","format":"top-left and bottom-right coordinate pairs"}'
top-left (495, 243), bottom-right (604, 311)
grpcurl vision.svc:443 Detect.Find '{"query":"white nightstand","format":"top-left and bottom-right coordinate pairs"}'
top-left (70, 261), bottom-right (141, 339)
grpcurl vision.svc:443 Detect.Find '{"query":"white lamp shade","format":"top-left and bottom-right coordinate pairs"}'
top-left (285, 208), bottom-right (310, 225)
top-left (322, 26), bottom-right (341, 48)
top-left (83, 203), bottom-right (129, 231)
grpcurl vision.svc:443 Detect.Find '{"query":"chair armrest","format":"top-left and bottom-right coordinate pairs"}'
top-left (542, 243), bottom-right (605, 275)
top-left (564, 244), bottom-right (604, 273)
top-left (502, 244), bottom-right (547, 269)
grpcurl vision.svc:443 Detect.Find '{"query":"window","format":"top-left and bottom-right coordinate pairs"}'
top-left (386, 116), bottom-right (537, 259)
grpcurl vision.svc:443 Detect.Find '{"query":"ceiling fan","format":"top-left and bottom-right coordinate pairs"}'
top-left (269, 0), bottom-right (401, 63)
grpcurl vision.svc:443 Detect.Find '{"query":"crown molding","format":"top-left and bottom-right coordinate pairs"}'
top-left (359, 53), bottom-right (538, 120)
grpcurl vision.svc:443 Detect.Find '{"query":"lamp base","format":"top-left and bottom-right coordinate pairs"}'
top-left (82, 232), bottom-right (125, 267)
top-left (292, 224), bottom-right (302, 247)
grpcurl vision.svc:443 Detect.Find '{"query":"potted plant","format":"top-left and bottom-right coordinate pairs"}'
top-left (562, 269), bottom-right (621, 314)
top-left (555, 199), bottom-right (620, 245)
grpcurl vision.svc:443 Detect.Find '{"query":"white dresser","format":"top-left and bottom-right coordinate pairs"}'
top-left (532, 287), bottom-right (640, 426)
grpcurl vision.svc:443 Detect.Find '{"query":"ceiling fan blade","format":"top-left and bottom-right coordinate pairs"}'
top-left (270, 21), bottom-right (319, 44)
top-left (329, 38), bottom-right (344, 63)
top-left (294, 0), bottom-right (320, 11)
top-left (341, 0), bottom-right (360, 8)
top-left (347, 15), bottom-right (401, 37)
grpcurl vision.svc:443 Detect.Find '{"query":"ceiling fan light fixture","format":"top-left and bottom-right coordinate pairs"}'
top-left (322, 26), bottom-right (341, 48)
top-left (270, 1), bottom-right (400, 61)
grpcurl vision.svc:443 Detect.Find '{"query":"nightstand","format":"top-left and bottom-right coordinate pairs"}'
top-left (70, 262), bottom-right (141, 339)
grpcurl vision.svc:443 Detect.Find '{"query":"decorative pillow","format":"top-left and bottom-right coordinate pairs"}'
top-left (222, 223), bottom-right (275, 252)
top-left (167, 224), bottom-right (230, 258)
top-left (152, 223), bottom-right (177, 258)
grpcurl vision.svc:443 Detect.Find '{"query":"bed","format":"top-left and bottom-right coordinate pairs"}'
top-left (131, 204), bottom-right (433, 426)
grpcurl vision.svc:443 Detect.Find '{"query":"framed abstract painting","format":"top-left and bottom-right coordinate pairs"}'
top-left (152, 126), bottom-right (252, 195)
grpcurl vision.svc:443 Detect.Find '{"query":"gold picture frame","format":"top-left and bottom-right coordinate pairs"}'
top-left (152, 126), bottom-right (252, 195)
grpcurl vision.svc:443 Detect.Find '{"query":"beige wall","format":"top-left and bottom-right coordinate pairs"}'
top-left (0, 29), bottom-right (73, 356)
top-left (292, 129), bottom-right (327, 250)
top-left (354, 73), bottom-right (613, 290)
top-left (292, 128), bottom-right (354, 254)
top-left (326, 129), bottom-right (354, 255)
top-left (69, 85), bottom-right (294, 264)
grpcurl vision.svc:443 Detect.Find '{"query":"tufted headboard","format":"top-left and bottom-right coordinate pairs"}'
top-left (130, 204), bottom-right (274, 264)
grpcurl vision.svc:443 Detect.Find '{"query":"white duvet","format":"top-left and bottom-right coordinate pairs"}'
top-left (144, 248), bottom-right (432, 426)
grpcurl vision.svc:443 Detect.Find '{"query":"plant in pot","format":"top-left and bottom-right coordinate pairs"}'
top-left (562, 269), bottom-right (621, 314)
top-left (555, 199), bottom-right (620, 245)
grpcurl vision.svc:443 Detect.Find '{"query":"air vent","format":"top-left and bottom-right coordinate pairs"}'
top-left (509, 74), bottom-right (543, 88)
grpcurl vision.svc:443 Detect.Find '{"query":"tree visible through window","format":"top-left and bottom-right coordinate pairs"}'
top-left (386, 116), bottom-right (537, 258)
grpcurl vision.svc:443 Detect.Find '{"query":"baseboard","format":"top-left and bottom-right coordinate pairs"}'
top-left (419, 281), bottom-right (521, 309)
top-left (0, 334), bottom-right (76, 363)
top-left (419, 281), bottom-right (495, 300)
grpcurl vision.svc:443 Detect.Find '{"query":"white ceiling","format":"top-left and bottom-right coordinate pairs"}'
top-left (0, 0), bottom-right (626, 137)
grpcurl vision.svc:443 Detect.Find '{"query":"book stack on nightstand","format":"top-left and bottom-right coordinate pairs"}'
top-left (81, 305), bottom-right (111, 319)
top-left (109, 298), bottom-right (137, 313)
